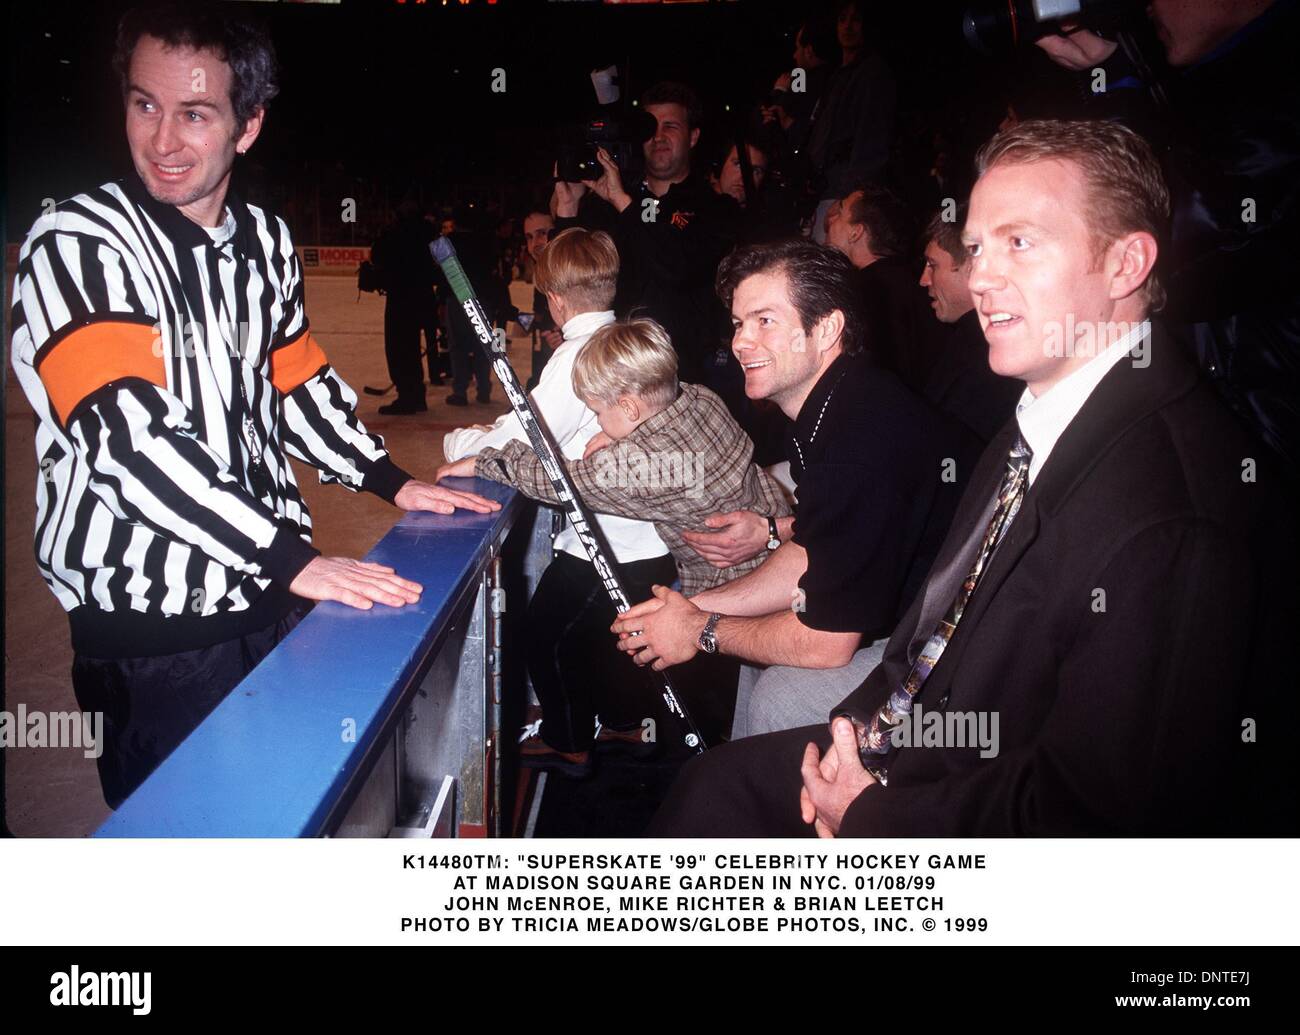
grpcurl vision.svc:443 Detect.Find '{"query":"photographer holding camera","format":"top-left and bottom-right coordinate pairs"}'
top-left (551, 81), bottom-right (737, 388)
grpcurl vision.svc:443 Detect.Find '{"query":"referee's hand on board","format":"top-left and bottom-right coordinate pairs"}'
top-left (394, 478), bottom-right (500, 515)
top-left (290, 557), bottom-right (422, 610)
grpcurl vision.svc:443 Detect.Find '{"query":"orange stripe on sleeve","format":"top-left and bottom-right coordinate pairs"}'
top-left (270, 331), bottom-right (328, 394)
top-left (36, 321), bottom-right (165, 425)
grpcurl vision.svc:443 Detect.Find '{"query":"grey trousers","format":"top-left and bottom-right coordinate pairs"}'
top-left (730, 638), bottom-right (889, 740)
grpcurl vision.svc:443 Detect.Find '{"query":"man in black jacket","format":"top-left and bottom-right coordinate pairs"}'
top-left (648, 119), bottom-right (1296, 837)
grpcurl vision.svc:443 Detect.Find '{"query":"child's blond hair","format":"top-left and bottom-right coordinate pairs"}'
top-left (572, 317), bottom-right (679, 410)
top-left (534, 227), bottom-right (619, 312)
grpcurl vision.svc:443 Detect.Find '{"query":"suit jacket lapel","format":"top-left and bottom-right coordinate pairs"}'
top-left (930, 323), bottom-right (1198, 676)
top-left (837, 324), bottom-right (1199, 720)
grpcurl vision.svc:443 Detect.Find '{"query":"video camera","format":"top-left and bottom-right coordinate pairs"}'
top-left (962, 0), bottom-right (1142, 56)
top-left (556, 109), bottom-right (656, 183)
top-left (554, 63), bottom-right (657, 184)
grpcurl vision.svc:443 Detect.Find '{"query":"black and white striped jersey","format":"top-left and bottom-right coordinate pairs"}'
top-left (9, 174), bottom-right (412, 658)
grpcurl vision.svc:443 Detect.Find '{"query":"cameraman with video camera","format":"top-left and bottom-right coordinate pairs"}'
top-left (977, 0), bottom-right (1300, 477)
top-left (551, 80), bottom-right (738, 388)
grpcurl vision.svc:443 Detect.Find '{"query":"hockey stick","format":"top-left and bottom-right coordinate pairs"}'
top-left (431, 235), bottom-right (705, 753)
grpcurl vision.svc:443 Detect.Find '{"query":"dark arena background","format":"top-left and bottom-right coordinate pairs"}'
top-left (1, 0), bottom-right (1297, 986)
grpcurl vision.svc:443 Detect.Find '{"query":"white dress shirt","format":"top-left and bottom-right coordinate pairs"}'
top-left (1015, 321), bottom-right (1149, 486)
top-left (442, 309), bottom-right (668, 563)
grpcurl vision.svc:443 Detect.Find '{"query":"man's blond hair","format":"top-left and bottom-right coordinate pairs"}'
top-left (975, 119), bottom-right (1170, 310)
top-left (572, 317), bottom-right (679, 410)
top-left (534, 227), bottom-right (619, 312)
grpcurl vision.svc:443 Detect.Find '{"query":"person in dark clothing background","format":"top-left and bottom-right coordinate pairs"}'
top-left (917, 204), bottom-right (1021, 444)
top-left (522, 210), bottom-right (560, 390)
top-left (1035, 0), bottom-right (1300, 478)
top-left (807, 0), bottom-right (897, 243)
top-left (823, 180), bottom-right (939, 394)
top-left (421, 209), bottom-right (449, 387)
top-left (371, 197), bottom-right (437, 415)
top-left (760, 14), bottom-right (838, 157)
top-left (438, 212), bottom-right (501, 406)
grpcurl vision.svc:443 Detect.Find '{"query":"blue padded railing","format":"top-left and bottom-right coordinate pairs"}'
top-left (94, 479), bottom-right (521, 837)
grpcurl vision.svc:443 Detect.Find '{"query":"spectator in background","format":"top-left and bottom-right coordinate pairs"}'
top-left (522, 210), bottom-right (561, 389)
top-left (1036, 0), bottom-right (1300, 478)
top-left (917, 206), bottom-right (1021, 444)
top-left (371, 196), bottom-right (437, 414)
top-left (421, 207), bottom-right (449, 386)
top-left (714, 119), bottom-right (805, 248)
top-left (823, 181), bottom-right (938, 393)
top-left (552, 80), bottom-right (737, 393)
top-left (711, 141), bottom-right (769, 208)
top-left (438, 209), bottom-right (500, 406)
top-left (806, 0), bottom-right (897, 243)
top-left (761, 14), bottom-right (838, 154)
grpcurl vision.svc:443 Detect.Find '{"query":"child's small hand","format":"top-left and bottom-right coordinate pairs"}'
top-left (582, 431), bottom-right (614, 459)
top-left (436, 457), bottom-right (478, 481)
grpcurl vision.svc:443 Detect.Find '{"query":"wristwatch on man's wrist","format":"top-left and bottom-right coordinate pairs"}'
top-left (765, 515), bottom-right (781, 552)
top-left (697, 612), bottom-right (722, 654)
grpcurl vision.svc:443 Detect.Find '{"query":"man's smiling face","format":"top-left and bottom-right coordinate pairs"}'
top-left (730, 268), bottom-right (827, 412)
top-left (964, 157), bottom-right (1120, 395)
top-left (125, 35), bottom-right (262, 225)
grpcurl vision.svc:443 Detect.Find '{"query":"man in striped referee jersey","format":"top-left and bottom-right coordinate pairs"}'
top-left (9, 3), bottom-right (499, 809)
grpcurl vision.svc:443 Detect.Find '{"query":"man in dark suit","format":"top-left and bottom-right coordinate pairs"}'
top-left (648, 119), bottom-right (1296, 837)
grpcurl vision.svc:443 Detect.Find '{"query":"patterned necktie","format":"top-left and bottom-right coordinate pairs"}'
top-left (855, 434), bottom-right (1033, 782)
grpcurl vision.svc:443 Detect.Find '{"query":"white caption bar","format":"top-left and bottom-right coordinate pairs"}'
top-left (3, 839), bottom-right (1297, 946)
